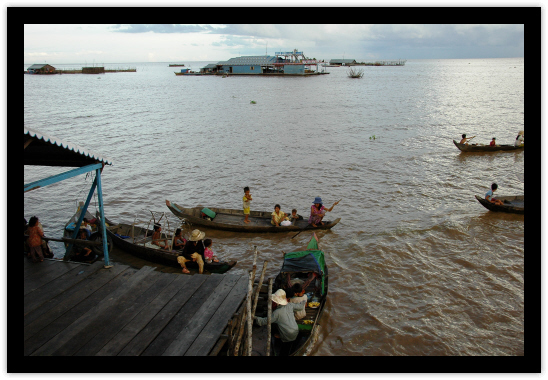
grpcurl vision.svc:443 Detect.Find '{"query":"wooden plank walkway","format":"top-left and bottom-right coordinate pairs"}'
top-left (23, 257), bottom-right (247, 356)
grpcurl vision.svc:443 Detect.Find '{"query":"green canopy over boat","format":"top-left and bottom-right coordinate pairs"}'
top-left (280, 234), bottom-right (326, 295)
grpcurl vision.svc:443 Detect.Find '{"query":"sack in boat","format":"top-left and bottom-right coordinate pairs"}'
top-left (280, 220), bottom-right (292, 226)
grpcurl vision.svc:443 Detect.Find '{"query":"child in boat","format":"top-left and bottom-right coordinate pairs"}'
top-left (289, 209), bottom-right (303, 224)
top-left (489, 137), bottom-right (497, 147)
top-left (460, 134), bottom-right (475, 144)
top-left (72, 229), bottom-right (97, 262)
top-left (172, 228), bottom-right (186, 251)
top-left (271, 204), bottom-right (290, 226)
top-left (203, 238), bottom-right (219, 263)
top-left (151, 224), bottom-right (170, 250)
top-left (289, 283), bottom-right (307, 320)
top-left (243, 186), bottom-right (252, 224)
top-left (485, 183), bottom-right (504, 206)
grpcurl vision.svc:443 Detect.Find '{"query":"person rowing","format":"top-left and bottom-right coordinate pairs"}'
top-left (308, 197), bottom-right (340, 227)
top-left (460, 134), bottom-right (476, 145)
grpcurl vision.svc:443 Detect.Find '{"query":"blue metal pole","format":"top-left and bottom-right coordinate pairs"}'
top-left (95, 168), bottom-right (110, 266)
top-left (25, 163), bottom-right (103, 193)
top-left (64, 176), bottom-right (98, 260)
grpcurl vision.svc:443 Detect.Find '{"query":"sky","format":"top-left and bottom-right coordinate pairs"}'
top-left (23, 23), bottom-right (525, 65)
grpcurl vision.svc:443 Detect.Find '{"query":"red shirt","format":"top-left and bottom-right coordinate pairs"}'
top-left (490, 140), bottom-right (496, 146)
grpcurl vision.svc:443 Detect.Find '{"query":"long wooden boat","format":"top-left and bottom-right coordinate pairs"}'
top-left (475, 195), bottom-right (524, 214)
top-left (253, 233), bottom-right (328, 356)
top-left (63, 207), bottom-right (114, 261)
top-left (105, 219), bottom-right (237, 274)
top-left (453, 140), bottom-right (524, 152)
top-left (166, 200), bottom-right (341, 233)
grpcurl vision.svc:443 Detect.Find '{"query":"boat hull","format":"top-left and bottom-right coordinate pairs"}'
top-left (166, 200), bottom-right (340, 233)
top-left (475, 195), bottom-right (524, 214)
top-left (453, 140), bottom-right (524, 152)
top-left (105, 222), bottom-right (237, 273)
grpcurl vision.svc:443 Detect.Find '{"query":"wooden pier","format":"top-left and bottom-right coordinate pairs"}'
top-left (23, 257), bottom-right (247, 357)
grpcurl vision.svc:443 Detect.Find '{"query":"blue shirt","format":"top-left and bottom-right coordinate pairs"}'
top-left (485, 190), bottom-right (494, 201)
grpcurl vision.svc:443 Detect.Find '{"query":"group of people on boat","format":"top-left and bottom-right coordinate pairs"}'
top-left (148, 223), bottom-right (219, 274)
top-left (459, 131), bottom-right (524, 147)
top-left (269, 197), bottom-right (339, 228)
top-left (243, 187), bottom-right (340, 228)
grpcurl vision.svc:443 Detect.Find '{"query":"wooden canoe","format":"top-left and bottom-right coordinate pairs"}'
top-left (253, 233), bottom-right (328, 356)
top-left (475, 195), bottom-right (524, 214)
top-left (453, 140), bottom-right (524, 152)
top-left (105, 220), bottom-right (237, 274)
top-left (165, 200), bottom-right (341, 233)
top-left (63, 208), bottom-right (114, 261)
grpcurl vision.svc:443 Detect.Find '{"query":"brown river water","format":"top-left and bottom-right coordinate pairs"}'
top-left (23, 59), bottom-right (525, 357)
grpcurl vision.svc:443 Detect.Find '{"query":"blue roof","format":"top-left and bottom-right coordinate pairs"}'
top-left (24, 127), bottom-right (113, 166)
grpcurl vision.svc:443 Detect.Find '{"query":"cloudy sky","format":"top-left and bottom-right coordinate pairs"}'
top-left (23, 23), bottom-right (525, 65)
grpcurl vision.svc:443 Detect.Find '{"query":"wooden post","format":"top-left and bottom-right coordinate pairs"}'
top-left (246, 270), bottom-right (253, 356)
top-left (266, 277), bottom-right (273, 356)
top-left (251, 260), bottom-right (268, 319)
top-left (233, 295), bottom-right (248, 355)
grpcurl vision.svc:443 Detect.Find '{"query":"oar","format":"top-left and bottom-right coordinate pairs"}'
top-left (291, 224), bottom-right (312, 239)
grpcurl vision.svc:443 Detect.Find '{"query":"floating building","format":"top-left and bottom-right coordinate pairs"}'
top-left (26, 64), bottom-right (56, 74)
top-left (195, 50), bottom-right (328, 76)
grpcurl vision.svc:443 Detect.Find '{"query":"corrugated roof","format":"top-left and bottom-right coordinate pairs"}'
top-left (27, 64), bottom-right (52, 70)
top-left (329, 59), bottom-right (356, 64)
top-left (202, 63), bottom-right (218, 69)
top-left (24, 127), bottom-right (113, 167)
top-left (218, 55), bottom-right (279, 66)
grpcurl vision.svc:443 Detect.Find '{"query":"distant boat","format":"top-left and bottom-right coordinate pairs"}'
top-left (474, 195), bottom-right (524, 214)
top-left (453, 140), bottom-right (524, 152)
top-left (169, 64), bottom-right (185, 67)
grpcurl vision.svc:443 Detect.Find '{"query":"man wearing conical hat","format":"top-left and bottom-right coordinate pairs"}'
top-left (254, 288), bottom-right (306, 356)
top-left (176, 229), bottom-right (205, 274)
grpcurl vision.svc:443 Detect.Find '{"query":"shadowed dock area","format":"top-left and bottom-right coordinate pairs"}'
top-left (24, 257), bottom-right (247, 356)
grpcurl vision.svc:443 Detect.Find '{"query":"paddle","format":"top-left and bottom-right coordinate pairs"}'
top-left (291, 198), bottom-right (342, 239)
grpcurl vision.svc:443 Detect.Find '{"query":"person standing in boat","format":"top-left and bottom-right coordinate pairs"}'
top-left (485, 183), bottom-right (504, 206)
top-left (460, 134), bottom-right (475, 144)
top-left (254, 289), bottom-right (305, 356)
top-left (308, 197), bottom-right (339, 227)
top-left (177, 229), bottom-right (205, 274)
top-left (514, 131), bottom-right (524, 147)
top-left (243, 186), bottom-right (252, 224)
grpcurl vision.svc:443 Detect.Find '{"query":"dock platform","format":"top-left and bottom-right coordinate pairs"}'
top-left (23, 257), bottom-right (247, 356)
